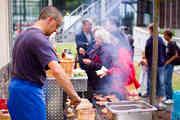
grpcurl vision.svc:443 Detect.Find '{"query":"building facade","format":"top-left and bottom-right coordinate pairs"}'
top-left (12, 0), bottom-right (48, 33)
top-left (137, 0), bottom-right (180, 28)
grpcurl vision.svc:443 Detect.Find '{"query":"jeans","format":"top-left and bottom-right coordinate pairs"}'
top-left (164, 64), bottom-right (174, 99)
top-left (147, 66), bottom-right (166, 97)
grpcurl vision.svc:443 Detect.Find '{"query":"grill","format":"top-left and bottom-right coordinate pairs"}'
top-left (44, 78), bottom-right (156, 120)
top-left (43, 77), bottom-right (88, 120)
top-left (65, 96), bottom-right (111, 120)
top-left (91, 97), bottom-right (109, 120)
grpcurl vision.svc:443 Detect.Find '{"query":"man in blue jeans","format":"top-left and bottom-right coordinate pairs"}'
top-left (8, 6), bottom-right (81, 120)
top-left (164, 30), bottom-right (178, 103)
top-left (145, 24), bottom-right (166, 109)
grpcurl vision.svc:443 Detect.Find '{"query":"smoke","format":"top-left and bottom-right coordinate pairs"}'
top-left (88, 16), bottom-right (136, 100)
top-left (73, 0), bottom-right (137, 100)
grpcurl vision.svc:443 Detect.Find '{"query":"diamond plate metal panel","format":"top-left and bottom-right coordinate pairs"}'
top-left (43, 78), bottom-right (64, 120)
top-left (43, 77), bottom-right (88, 120)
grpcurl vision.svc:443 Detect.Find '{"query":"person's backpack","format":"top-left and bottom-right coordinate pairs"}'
top-left (172, 42), bottom-right (180, 65)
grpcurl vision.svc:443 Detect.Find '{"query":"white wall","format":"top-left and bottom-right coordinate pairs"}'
top-left (133, 26), bottom-right (149, 51)
top-left (0, 0), bottom-right (10, 68)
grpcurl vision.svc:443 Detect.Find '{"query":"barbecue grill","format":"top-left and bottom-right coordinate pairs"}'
top-left (65, 96), bottom-right (157, 120)
top-left (43, 77), bottom-right (88, 120)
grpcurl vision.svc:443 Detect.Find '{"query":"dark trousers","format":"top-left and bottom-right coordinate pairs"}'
top-left (85, 70), bottom-right (100, 102)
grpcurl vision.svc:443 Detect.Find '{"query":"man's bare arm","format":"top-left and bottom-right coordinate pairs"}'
top-left (48, 60), bottom-right (81, 104)
top-left (166, 51), bottom-right (178, 64)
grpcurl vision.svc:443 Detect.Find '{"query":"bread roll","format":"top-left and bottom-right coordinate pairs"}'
top-left (76, 99), bottom-right (93, 110)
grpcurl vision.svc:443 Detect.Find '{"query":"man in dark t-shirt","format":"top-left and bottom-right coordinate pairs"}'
top-left (164, 30), bottom-right (178, 103)
top-left (7, 6), bottom-right (81, 120)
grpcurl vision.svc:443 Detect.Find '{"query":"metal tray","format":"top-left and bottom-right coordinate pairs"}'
top-left (105, 101), bottom-right (157, 120)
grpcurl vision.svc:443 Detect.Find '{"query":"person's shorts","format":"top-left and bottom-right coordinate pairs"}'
top-left (7, 78), bottom-right (46, 120)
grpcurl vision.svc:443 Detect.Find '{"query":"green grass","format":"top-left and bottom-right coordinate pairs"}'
top-left (56, 43), bottom-right (77, 59)
top-left (134, 62), bottom-right (180, 91)
top-left (172, 72), bottom-right (180, 91)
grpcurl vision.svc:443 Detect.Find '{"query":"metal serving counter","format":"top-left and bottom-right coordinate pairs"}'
top-left (43, 77), bottom-right (88, 120)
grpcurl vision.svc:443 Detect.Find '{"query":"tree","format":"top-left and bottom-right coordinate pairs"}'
top-left (53, 0), bottom-right (86, 15)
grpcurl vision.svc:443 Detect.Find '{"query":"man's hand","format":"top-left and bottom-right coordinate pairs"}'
top-left (82, 59), bottom-right (91, 65)
top-left (79, 47), bottom-right (86, 55)
top-left (175, 51), bottom-right (179, 57)
top-left (70, 95), bottom-right (81, 106)
top-left (48, 60), bottom-right (81, 106)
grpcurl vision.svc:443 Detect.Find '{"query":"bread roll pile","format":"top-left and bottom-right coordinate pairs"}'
top-left (76, 99), bottom-right (93, 110)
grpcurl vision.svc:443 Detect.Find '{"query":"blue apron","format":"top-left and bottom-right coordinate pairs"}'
top-left (7, 78), bottom-right (46, 120)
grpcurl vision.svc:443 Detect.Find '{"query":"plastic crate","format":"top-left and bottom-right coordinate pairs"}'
top-left (0, 99), bottom-right (8, 110)
top-left (172, 91), bottom-right (180, 120)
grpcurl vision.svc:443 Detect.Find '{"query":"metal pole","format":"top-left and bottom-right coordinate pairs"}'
top-left (19, 0), bottom-right (22, 30)
top-left (23, 0), bottom-right (26, 21)
top-left (101, 0), bottom-right (105, 24)
top-left (164, 0), bottom-right (167, 28)
top-left (48, 0), bottom-right (53, 6)
top-left (170, 0), bottom-right (172, 28)
top-left (7, 0), bottom-right (12, 81)
top-left (176, 0), bottom-right (178, 28)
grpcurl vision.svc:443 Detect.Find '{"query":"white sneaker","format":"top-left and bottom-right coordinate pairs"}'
top-left (162, 97), bottom-right (166, 101)
top-left (164, 99), bottom-right (174, 104)
top-left (158, 102), bottom-right (167, 110)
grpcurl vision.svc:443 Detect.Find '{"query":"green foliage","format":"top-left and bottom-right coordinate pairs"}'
top-left (55, 0), bottom-right (87, 14)
top-left (122, 11), bottom-right (134, 26)
top-left (159, 29), bottom-right (176, 37)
